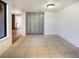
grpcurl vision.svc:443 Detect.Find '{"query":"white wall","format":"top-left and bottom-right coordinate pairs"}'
top-left (15, 15), bottom-right (22, 28)
top-left (0, 0), bottom-right (12, 55)
top-left (44, 11), bottom-right (56, 35)
top-left (56, 1), bottom-right (79, 48)
top-left (21, 11), bottom-right (26, 36)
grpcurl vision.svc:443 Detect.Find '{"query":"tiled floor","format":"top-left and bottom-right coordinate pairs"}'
top-left (0, 35), bottom-right (79, 58)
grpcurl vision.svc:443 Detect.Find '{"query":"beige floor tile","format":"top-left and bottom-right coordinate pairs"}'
top-left (38, 54), bottom-right (51, 58)
top-left (13, 48), bottom-right (25, 57)
top-left (37, 49), bottom-right (49, 55)
top-left (25, 48), bottom-right (37, 56)
top-left (50, 54), bottom-right (64, 58)
top-left (63, 53), bottom-right (79, 58)
top-left (38, 47), bottom-right (48, 50)
top-left (24, 55), bottom-right (37, 58)
top-left (49, 49), bottom-right (62, 55)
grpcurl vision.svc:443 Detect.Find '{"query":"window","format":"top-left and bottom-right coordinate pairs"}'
top-left (0, 0), bottom-right (7, 39)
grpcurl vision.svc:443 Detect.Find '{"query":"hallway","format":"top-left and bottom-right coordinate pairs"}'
top-left (12, 29), bottom-right (22, 43)
top-left (0, 35), bottom-right (79, 58)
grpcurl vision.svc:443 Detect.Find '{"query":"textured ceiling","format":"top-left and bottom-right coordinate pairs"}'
top-left (13, 0), bottom-right (78, 12)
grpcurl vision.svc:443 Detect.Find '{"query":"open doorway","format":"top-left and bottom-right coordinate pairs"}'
top-left (12, 14), bottom-right (22, 43)
top-left (26, 12), bottom-right (44, 35)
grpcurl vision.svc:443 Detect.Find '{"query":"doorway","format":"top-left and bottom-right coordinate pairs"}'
top-left (12, 14), bottom-right (22, 43)
top-left (26, 12), bottom-right (44, 35)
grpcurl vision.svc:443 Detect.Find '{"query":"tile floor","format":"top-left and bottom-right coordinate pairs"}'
top-left (0, 35), bottom-right (79, 58)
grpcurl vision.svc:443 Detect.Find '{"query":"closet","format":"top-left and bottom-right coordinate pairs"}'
top-left (26, 12), bottom-right (44, 34)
